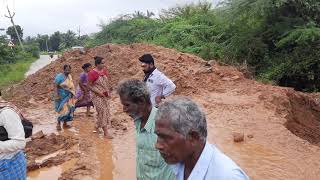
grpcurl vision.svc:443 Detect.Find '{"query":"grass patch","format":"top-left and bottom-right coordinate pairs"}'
top-left (0, 55), bottom-right (37, 88)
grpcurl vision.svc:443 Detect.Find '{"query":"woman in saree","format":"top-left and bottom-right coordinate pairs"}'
top-left (88, 56), bottom-right (112, 139)
top-left (54, 64), bottom-right (76, 131)
top-left (75, 63), bottom-right (94, 117)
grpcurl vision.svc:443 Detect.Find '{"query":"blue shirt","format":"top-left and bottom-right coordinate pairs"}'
top-left (171, 142), bottom-right (250, 180)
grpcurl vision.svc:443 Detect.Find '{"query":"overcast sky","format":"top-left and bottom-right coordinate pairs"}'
top-left (0, 0), bottom-right (221, 37)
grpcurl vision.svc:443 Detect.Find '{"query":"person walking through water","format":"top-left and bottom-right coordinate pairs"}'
top-left (88, 56), bottom-right (112, 139)
top-left (75, 63), bottom-right (94, 117)
top-left (54, 64), bottom-right (76, 130)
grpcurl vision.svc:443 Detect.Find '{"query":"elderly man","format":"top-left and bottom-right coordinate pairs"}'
top-left (139, 54), bottom-right (176, 107)
top-left (117, 79), bottom-right (175, 180)
top-left (155, 97), bottom-right (249, 180)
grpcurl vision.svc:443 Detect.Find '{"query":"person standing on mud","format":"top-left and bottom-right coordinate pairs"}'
top-left (139, 54), bottom-right (176, 107)
top-left (75, 63), bottom-right (94, 117)
top-left (54, 64), bottom-right (76, 130)
top-left (117, 79), bottom-right (175, 180)
top-left (155, 97), bottom-right (250, 180)
top-left (0, 92), bottom-right (27, 179)
top-left (88, 56), bottom-right (112, 139)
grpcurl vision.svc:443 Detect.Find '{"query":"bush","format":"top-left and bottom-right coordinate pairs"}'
top-left (89, 0), bottom-right (320, 92)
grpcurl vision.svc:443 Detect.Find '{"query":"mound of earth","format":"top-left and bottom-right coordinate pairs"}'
top-left (4, 43), bottom-right (320, 179)
top-left (7, 43), bottom-right (318, 145)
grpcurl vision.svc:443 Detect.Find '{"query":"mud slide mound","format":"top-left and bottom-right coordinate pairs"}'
top-left (6, 43), bottom-right (244, 106)
top-left (7, 43), bottom-right (320, 146)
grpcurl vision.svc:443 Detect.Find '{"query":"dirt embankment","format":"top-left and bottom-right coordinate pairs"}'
top-left (8, 43), bottom-right (319, 145)
top-left (6, 43), bottom-right (320, 179)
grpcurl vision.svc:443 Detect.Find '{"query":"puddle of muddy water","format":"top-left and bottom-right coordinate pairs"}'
top-left (35, 150), bottom-right (65, 164)
top-left (70, 114), bottom-right (115, 180)
top-left (27, 109), bottom-right (115, 180)
top-left (28, 158), bottom-right (78, 180)
top-left (112, 125), bottom-right (136, 180)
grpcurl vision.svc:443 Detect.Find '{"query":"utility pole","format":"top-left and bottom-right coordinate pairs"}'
top-left (5, 5), bottom-right (24, 51)
top-left (45, 39), bottom-right (49, 52)
top-left (77, 25), bottom-right (81, 39)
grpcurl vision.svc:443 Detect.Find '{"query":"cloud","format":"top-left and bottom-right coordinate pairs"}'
top-left (0, 0), bottom-right (221, 37)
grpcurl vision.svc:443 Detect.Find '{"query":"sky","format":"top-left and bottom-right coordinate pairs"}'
top-left (0, 0), bottom-right (221, 37)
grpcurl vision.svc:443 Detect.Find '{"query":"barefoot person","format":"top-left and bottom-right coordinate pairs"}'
top-left (117, 79), bottom-right (175, 180)
top-left (88, 56), bottom-right (112, 138)
top-left (75, 63), bottom-right (94, 117)
top-left (54, 64), bottom-right (76, 130)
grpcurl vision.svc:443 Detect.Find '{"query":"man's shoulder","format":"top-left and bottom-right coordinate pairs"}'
top-left (208, 144), bottom-right (249, 179)
top-left (152, 69), bottom-right (165, 77)
top-left (0, 108), bottom-right (20, 120)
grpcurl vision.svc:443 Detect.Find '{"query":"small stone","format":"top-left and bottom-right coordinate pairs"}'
top-left (231, 75), bottom-right (240, 80)
top-left (32, 131), bottom-right (45, 140)
top-left (222, 77), bottom-right (231, 81)
top-left (247, 134), bottom-right (254, 139)
top-left (233, 132), bottom-right (244, 142)
top-left (205, 60), bottom-right (216, 67)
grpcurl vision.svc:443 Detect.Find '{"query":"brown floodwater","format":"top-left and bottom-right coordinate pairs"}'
top-left (26, 100), bottom-right (320, 180)
top-left (27, 110), bottom-right (115, 180)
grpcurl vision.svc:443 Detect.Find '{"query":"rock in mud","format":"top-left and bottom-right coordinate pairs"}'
top-left (31, 130), bottom-right (45, 140)
top-left (233, 132), bottom-right (244, 142)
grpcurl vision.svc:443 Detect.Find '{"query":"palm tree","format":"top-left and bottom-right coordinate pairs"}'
top-left (146, 10), bottom-right (155, 18)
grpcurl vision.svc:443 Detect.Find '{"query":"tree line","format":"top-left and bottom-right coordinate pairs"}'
top-left (87, 0), bottom-right (320, 92)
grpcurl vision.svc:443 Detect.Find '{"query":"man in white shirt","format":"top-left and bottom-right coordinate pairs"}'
top-left (139, 54), bottom-right (176, 107)
top-left (0, 92), bottom-right (27, 179)
top-left (155, 97), bottom-right (250, 180)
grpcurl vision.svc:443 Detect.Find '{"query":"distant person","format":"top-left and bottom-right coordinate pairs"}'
top-left (54, 64), bottom-right (76, 130)
top-left (117, 79), bottom-right (175, 180)
top-left (0, 91), bottom-right (27, 179)
top-left (155, 97), bottom-right (250, 180)
top-left (139, 54), bottom-right (176, 107)
top-left (88, 56), bottom-right (112, 139)
top-left (75, 63), bottom-right (94, 117)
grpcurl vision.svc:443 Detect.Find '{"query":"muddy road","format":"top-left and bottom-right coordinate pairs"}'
top-left (6, 44), bottom-right (320, 180)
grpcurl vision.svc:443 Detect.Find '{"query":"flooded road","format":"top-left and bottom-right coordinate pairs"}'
top-left (24, 93), bottom-right (320, 180)
top-left (25, 55), bottom-right (57, 77)
top-left (26, 108), bottom-right (115, 180)
top-left (22, 51), bottom-right (320, 180)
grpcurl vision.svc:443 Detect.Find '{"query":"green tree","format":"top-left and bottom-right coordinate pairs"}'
top-left (36, 34), bottom-right (49, 51)
top-left (91, 0), bottom-right (320, 91)
top-left (49, 31), bottom-right (62, 51)
top-left (60, 30), bottom-right (77, 49)
top-left (6, 25), bottom-right (23, 44)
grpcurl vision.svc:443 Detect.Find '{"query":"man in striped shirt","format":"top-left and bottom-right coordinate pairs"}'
top-left (139, 54), bottom-right (176, 107)
top-left (117, 79), bottom-right (175, 180)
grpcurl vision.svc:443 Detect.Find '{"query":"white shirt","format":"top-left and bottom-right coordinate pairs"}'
top-left (146, 69), bottom-right (176, 106)
top-left (171, 142), bottom-right (250, 180)
top-left (0, 108), bottom-right (26, 160)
